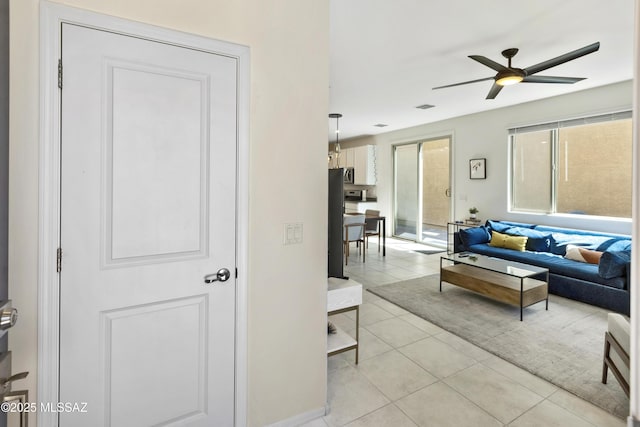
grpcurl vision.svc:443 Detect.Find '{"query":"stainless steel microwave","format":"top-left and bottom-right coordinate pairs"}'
top-left (344, 167), bottom-right (354, 184)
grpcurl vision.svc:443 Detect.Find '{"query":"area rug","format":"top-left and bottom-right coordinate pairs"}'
top-left (368, 274), bottom-right (629, 419)
top-left (414, 249), bottom-right (446, 255)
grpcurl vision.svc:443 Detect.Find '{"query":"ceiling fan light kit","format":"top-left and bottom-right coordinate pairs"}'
top-left (496, 73), bottom-right (524, 86)
top-left (433, 42), bottom-right (600, 99)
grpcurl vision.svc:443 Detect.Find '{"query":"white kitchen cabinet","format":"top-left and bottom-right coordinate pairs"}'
top-left (328, 148), bottom-right (351, 169)
top-left (341, 148), bottom-right (355, 168)
top-left (329, 146), bottom-right (376, 183)
top-left (344, 202), bottom-right (360, 213)
top-left (353, 145), bottom-right (377, 185)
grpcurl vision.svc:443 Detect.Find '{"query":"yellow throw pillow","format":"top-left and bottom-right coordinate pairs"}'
top-left (489, 230), bottom-right (528, 252)
top-left (504, 235), bottom-right (528, 251)
top-left (489, 230), bottom-right (508, 247)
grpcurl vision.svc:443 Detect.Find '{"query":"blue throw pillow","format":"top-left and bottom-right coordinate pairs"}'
top-left (597, 238), bottom-right (632, 253)
top-left (549, 233), bottom-right (571, 255)
top-left (459, 226), bottom-right (491, 248)
top-left (526, 236), bottom-right (552, 252)
top-left (503, 227), bottom-right (552, 252)
top-left (486, 220), bottom-right (536, 230)
top-left (598, 250), bottom-right (631, 279)
top-left (486, 220), bottom-right (512, 233)
top-left (549, 233), bottom-right (608, 255)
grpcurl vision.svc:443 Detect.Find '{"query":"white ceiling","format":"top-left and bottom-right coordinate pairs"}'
top-left (329, 0), bottom-right (635, 141)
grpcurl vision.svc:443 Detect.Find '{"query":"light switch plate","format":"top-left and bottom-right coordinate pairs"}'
top-left (283, 223), bottom-right (303, 245)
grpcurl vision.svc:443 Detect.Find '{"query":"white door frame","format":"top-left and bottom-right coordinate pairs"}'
top-left (38, 2), bottom-right (249, 426)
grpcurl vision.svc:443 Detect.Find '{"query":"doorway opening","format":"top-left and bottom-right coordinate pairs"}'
top-left (393, 136), bottom-right (451, 247)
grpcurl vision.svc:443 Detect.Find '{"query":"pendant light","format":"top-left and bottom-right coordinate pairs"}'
top-left (329, 113), bottom-right (342, 168)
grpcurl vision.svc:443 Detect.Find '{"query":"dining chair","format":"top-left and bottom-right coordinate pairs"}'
top-left (364, 209), bottom-right (381, 252)
top-left (343, 214), bottom-right (366, 265)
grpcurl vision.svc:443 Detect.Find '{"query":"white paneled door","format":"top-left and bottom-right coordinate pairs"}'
top-left (59, 23), bottom-right (237, 426)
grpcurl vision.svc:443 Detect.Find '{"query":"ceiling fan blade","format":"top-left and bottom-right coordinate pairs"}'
top-left (433, 76), bottom-right (494, 90)
top-left (486, 83), bottom-right (503, 99)
top-left (521, 75), bottom-right (586, 84)
top-left (468, 55), bottom-right (509, 72)
top-left (523, 42), bottom-right (600, 76)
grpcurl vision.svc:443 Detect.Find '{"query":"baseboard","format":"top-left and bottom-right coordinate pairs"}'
top-left (265, 406), bottom-right (327, 427)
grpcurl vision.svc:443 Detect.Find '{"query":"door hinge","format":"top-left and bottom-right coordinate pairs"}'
top-left (57, 59), bottom-right (63, 89)
top-left (56, 248), bottom-right (63, 273)
top-left (235, 268), bottom-right (238, 279)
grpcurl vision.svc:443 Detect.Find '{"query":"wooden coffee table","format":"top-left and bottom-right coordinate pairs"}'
top-left (440, 253), bottom-right (549, 321)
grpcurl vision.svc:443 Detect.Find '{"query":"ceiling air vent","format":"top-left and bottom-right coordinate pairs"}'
top-left (416, 104), bottom-right (435, 110)
top-left (373, 124), bottom-right (388, 128)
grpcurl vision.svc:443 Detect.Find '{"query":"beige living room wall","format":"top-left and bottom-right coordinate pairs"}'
top-left (9, 1), bottom-right (329, 426)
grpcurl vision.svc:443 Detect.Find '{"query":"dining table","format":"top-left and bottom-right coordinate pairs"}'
top-left (344, 212), bottom-right (386, 256)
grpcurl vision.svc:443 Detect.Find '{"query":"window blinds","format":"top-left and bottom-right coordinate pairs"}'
top-left (508, 110), bottom-right (632, 135)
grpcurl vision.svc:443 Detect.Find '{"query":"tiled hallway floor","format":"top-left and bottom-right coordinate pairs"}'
top-left (305, 238), bottom-right (626, 427)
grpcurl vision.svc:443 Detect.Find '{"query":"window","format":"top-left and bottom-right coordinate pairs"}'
top-left (509, 112), bottom-right (632, 218)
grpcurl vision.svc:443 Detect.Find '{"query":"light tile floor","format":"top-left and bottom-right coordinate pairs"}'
top-left (305, 238), bottom-right (626, 427)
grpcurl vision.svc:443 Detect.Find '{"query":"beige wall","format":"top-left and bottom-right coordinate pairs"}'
top-left (9, 1), bottom-right (329, 426)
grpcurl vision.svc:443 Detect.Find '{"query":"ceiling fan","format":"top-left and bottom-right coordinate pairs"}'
top-left (433, 42), bottom-right (600, 99)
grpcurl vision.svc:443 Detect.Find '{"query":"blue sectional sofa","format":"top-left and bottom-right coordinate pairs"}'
top-left (454, 220), bottom-right (632, 315)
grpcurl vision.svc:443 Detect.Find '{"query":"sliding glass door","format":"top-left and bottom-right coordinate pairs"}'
top-left (393, 137), bottom-right (451, 246)
top-left (393, 144), bottom-right (419, 240)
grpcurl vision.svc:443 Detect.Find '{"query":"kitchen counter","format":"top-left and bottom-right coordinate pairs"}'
top-left (344, 197), bottom-right (377, 203)
top-left (344, 198), bottom-right (378, 215)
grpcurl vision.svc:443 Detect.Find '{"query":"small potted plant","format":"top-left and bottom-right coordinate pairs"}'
top-left (469, 207), bottom-right (479, 219)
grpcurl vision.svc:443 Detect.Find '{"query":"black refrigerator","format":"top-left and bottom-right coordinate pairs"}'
top-left (328, 168), bottom-right (345, 278)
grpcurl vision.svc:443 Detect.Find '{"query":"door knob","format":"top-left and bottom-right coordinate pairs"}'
top-left (0, 301), bottom-right (17, 331)
top-left (204, 268), bottom-right (231, 284)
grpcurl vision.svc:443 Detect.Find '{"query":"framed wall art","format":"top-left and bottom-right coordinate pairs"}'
top-left (469, 158), bottom-right (486, 179)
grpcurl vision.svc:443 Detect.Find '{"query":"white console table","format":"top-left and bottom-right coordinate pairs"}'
top-left (327, 277), bottom-right (362, 364)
